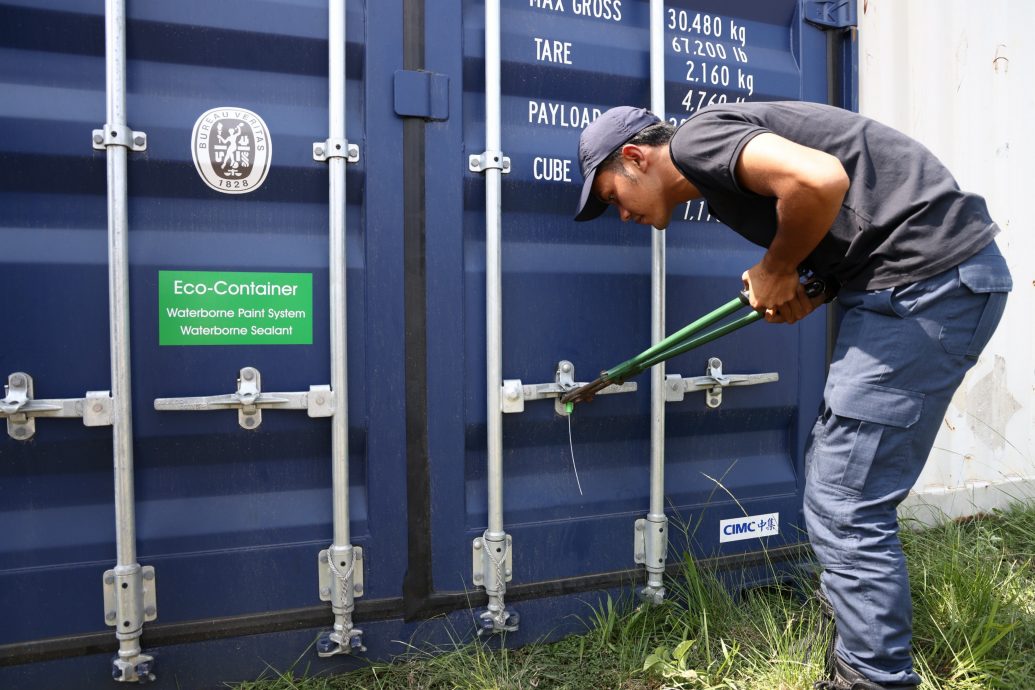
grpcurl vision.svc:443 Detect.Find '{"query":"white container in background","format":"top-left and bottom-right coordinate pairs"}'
top-left (858, 0), bottom-right (1035, 522)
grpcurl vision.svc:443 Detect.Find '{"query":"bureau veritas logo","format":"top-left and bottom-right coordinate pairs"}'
top-left (191, 107), bottom-right (271, 194)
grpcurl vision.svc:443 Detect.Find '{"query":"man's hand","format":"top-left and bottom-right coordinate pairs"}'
top-left (742, 263), bottom-right (823, 324)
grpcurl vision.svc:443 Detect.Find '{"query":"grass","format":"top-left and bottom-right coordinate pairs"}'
top-left (233, 502), bottom-right (1035, 690)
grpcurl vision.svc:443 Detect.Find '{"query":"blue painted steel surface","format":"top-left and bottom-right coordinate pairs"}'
top-left (0, 0), bottom-right (406, 648)
top-left (0, 0), bottom-right (846, 687)
top-left (425, 0), bottom-right (831, 592)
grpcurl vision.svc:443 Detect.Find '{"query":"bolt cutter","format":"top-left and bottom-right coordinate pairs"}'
top-left (560, 279), bottom-right (827, 406)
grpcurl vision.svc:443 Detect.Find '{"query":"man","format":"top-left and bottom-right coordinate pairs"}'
top-left (574, 102), bottom-right (1012, 689)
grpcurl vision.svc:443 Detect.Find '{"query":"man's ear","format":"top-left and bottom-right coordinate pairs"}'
top-left (620, 144), bottom-right (647, 170)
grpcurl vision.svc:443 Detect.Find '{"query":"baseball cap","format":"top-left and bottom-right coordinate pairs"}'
top-left (574, 106), bottom-right (661, 221)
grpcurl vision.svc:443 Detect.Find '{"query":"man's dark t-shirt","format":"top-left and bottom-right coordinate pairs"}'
top-left (669, 101), bottom-right (999, 291)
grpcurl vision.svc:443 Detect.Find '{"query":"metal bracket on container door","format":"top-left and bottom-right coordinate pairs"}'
top-left (92, 123), bottom-right (147, 152)
top-left (634, 517), bottom-right (668, 604)
top-left (318, 546), bottom-right (364, 602)
top-left (313, 138), bottom-right (360, 163)
top-left (472, 534), bottom-right (513, 592)
top-left (501, 360), bottom-right (637, 417)
top-left (153, 367), bottom-right (334, 430)
top-left (665, 358), bottom-right (777, 408)
top-left (468, 150), bottom-right (511, 174)
top-left (1, 372), bottom-right (112, 440)
top-left (102, 565), bottom-right (158, 633)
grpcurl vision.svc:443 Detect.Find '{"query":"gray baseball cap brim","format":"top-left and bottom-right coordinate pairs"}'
top-left (574, 106), bottom-right (661, 222)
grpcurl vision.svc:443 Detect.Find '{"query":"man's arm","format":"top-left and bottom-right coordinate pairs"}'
top-left (733, 132), bottom-right (849, 323)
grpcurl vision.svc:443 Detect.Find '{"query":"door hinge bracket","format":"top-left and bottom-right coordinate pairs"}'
top-left (469, 150), bottom-right (511, 174)
top-left (393, 69), bottom-right (450, 121)
top-left (804, 0), bottom-right (857, 29)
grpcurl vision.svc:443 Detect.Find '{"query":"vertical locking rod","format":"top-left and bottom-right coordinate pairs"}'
top-left (642, 0), bottom-right (669, 605)
top-left (316, 0), bottom-right (364, 657)
top-left (475, 0), bottom-right (517, 635)
top-left (99, 0), bottom-right (155, 682)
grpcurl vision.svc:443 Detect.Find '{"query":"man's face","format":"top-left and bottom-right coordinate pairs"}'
top-left (591, 160), bottom-right (673, 229)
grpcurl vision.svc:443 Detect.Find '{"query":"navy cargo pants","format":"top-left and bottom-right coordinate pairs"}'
top-left (803, 241), bottom-right (1012, 686)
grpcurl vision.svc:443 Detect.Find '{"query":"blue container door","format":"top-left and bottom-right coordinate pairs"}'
top-left (424, 0), bottom-right (833, 596)
top-left (0, 0), bottom-right (407, 644)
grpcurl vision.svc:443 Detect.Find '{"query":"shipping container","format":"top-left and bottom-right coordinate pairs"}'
top-left (0, 1), bottom-right (857, 687)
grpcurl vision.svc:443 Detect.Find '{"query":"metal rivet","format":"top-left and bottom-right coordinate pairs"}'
top-left (474, 540), bottom-right (482, 550)
top-left (93, 133), bottom-right (104, 145)
top-left (635, 552), bottom-right (645, 560)
top-left (133, 136), bottom-right (144, 147)
top-left (506, 388), bottom-right (519, 400)
top-left (504, 569), bottom-right (511, 577)
top-left (354, 551), bottom-right (361, 560)
top-left (11, 375), bottom-right (25, 387)
top-left (710, 398), bottom-right (719, 406)
top-left (244, 417), bottom-right (255, 427)
top-left (474, 574), bottom-right (482, 582)
top-left (353, 584), bottom-right (363, 594)
top-left (105, 575), bottom-right (115, 585)
top-left (635, 523), bottom-right (643, 531)
top-left (709, 358), bottom-right (721, 368)
top-left (144, 606), bottom-right (156, 617)
top-left (560, 362), bottom-right (571, 373)
top-left (242, 369), bottom-right (254, 381)
top-left (13, 428), bottom-right (26, 438)
top-left (321, 587), bottom-right (331, 597)
top-left (316, 396), bottom-right (325, 405)
top-left (143, 570), bottom-right (154, 581)
top-left (315, 146), bottom-right (325, 156)
top-left (93, 403), bottom-right (104, 413)
top-left (106, 611), bottom-right (116, 621)
top-left (320, 553), bottom-right (328, 563)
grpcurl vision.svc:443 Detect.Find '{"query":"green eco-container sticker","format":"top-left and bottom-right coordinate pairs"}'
top-left (159, 271), bottom-right (313, 346)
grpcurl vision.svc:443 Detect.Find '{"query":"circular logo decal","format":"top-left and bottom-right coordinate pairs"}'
top-left (191, 107), bottom-right (272, 194)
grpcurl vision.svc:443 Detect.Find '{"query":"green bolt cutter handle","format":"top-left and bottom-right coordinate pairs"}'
top-left (560, 279), bottom-right (827, 406)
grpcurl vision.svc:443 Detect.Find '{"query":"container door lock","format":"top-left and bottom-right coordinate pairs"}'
top-left (153, 367), bottom-right (334, 429)
top-left (501, 360), bottom-right (637, 416)
top-left (664, 358), bottom-right (778, 408)
top-left (1, 372), bottom-right (113, 440)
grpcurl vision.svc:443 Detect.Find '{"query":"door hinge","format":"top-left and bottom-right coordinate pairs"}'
top-left (393, 69), bottom-right (449, 121)
top-left (804, 0), bottom-right (857, 29)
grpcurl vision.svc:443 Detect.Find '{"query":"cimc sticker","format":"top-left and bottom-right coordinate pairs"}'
top-left (719, 512), bottom-right (779, 544)
top-left (158, 271), bottom-right (312, 346)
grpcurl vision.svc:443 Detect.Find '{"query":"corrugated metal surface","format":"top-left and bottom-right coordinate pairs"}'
top-left (423, 0), bottom-right (831, 593)
top-left (0, 1), bottom-right (849, 686)
top-left (0, 0), bottom-right (408, 645)
top-left (858, 0), bottom-right (1035, 521)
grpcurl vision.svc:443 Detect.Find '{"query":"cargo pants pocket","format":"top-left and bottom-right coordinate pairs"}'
top-left (940, 253), bottom-right (1012, 359)
top-left (817, 382), bottom-right (924, 496)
